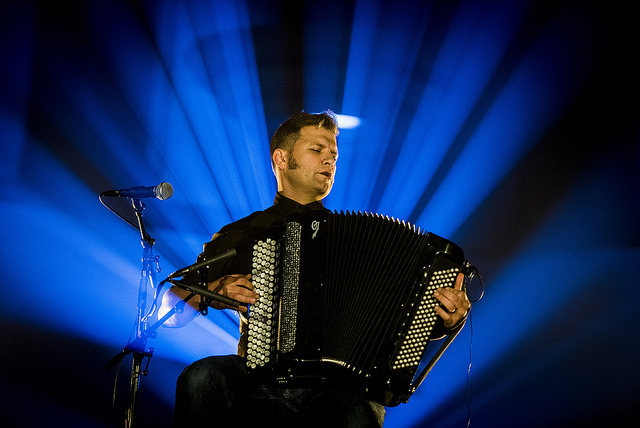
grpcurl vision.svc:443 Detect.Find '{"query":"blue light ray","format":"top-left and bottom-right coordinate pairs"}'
top-left (85, 1), bottom-right (242, 229)
top-left (184, 0), bottom-right (272, 212)
top-left (29, 59), bottom-right (217, 260)
top-left (416, 4), bottom-right (598, 237)
top-left (331, 0), bottom-right (432, 211)
top-left (377, 0), bottom-right (528, 220)
top-left (0, 137), bottom-right (239, 366)
top-left (303, 0), bottom-right (354, 113)
top-left (1, 143), bottom-right (143, 345)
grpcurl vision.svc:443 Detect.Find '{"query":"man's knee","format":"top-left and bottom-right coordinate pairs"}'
top-left (300, 389), bottom-right (384, 428)
top-left (174, 355), bottom-right (249, 418)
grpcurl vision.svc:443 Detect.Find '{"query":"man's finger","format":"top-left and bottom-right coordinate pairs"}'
top-left (455, 272), bottom-right (464, 290)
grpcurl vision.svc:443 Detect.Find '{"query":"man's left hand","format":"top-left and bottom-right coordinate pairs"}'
top-left (434, 273), bottom-right (470, 329)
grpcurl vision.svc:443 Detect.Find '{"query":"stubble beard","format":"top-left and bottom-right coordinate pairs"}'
top-left (287, 154), bottom-right (299, 170)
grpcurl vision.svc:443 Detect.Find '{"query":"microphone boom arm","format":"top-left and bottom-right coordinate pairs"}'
top-left (168, 279), bottom-right (242, 309)
top-left (166, 248), bottom-right (237, 279)
top-left (161, 248), bottom-right (241, 309)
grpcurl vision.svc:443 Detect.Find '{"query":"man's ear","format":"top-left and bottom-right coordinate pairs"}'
top-left (273, 148), bottom-right (286, 170)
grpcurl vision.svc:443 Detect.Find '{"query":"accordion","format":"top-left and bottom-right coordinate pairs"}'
top-left (246, 211), bottom-right (471, 406)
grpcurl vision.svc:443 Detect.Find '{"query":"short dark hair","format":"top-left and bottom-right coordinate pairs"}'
top-left (270, 110), bottom-right (339, 166)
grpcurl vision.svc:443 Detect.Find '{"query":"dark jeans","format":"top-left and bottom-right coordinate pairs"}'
top-left (172, 355), bottom-right (385, 427)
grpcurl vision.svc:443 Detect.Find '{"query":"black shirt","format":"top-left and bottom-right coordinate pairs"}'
top-left (194, 192), bottom-right (327, 356)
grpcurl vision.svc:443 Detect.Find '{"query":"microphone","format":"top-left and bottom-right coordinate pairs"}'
top-left (167, 249), bottom-right (237, 279)
top-left (101, 182), bottom-right (173, 200)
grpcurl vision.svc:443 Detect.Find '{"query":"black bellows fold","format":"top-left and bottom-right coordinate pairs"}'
top-left (324, 211), bottom-right (427, 374)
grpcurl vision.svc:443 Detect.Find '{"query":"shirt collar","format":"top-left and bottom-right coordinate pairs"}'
top-left (273, 192), bottom-right (326, 217)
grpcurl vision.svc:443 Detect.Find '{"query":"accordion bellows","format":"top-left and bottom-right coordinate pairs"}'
top-left (246, 211), bottom-right (468, 406)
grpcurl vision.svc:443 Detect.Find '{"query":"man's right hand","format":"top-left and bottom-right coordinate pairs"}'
top-left (160, 273), bottom-right (257, 328)
top-left (208, 273), bottom-right (258, 312)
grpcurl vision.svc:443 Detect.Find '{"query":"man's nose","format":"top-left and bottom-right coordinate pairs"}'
top-left (323, 156), bottom-right (336, 166)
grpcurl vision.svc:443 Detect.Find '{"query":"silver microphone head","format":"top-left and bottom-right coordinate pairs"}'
top-left (155, 182), bottom-right (174, 200)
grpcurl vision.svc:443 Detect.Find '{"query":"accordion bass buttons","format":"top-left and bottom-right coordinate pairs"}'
top-left (246, 239), bottom-right (281, 369)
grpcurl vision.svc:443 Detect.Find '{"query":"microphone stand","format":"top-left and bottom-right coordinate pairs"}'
top-left (104, 198), bottom-right (160, 428)
top-left (126, 198), bottom-right (156, 428)
top-left (103, 198), bottom-right (242, 428)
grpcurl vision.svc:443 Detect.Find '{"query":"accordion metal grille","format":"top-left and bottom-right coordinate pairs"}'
top-left (278, 221), bottom-right (301, 353)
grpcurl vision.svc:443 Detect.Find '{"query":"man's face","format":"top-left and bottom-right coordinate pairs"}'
top-left (281, 125), bottom-right (338, 203)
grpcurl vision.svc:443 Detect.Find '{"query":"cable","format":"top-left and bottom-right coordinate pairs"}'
top-left (108, 358), bottom-right (123, 428)
top-left (464, 268), bottom-right (483, 426)
top-left (466, 309), bottom-right (474, 427)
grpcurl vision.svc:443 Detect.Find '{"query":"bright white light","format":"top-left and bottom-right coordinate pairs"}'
top-left (335, 114), bottom-right (361, 129)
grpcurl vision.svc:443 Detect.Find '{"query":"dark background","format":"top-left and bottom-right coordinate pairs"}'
top-left (1, 0), bottom-right (638, 427)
